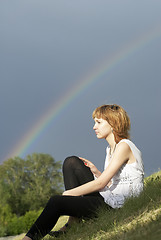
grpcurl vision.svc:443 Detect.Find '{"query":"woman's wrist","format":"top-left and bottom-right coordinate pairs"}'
top-left (94, 170), bottom-right (101, 178)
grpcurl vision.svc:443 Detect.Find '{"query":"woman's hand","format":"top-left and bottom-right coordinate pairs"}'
top-left (62, 189), bottom-right (80, 196)
top-left (62, 190), bottom-right (70, 196)
top-left (79, 157), bottom-right (101, 178)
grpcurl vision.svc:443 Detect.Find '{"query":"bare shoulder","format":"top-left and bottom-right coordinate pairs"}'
top-left (116, 141), bottom-right (135, 164)
top-left (116, 141), bottom-right (131, 153)
top-left (113, 141), bottom-right (132, 164)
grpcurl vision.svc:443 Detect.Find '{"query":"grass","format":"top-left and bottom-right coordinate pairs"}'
top-left (13, 217), bottom-right (69, 240)
top-left (15, 170), bottom-right (161, 240)
top-left (45, 170), bottom-right (161, 240)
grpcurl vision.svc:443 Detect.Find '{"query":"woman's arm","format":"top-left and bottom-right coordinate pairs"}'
top-left (63, 142), bottom-right (131, 196)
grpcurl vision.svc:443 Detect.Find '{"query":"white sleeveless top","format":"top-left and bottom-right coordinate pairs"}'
top-left (99, 139), bottom-right (144, 208)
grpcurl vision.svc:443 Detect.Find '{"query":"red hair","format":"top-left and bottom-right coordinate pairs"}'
top-left (92, 104), bottom-right (130, 143)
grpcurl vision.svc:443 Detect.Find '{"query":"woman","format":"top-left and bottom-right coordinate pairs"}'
top-left (23, 104), bottom-right (144, 240)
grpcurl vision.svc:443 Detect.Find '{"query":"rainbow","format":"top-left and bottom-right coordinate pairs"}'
top-left (4, 25), bottom-right (161, 161)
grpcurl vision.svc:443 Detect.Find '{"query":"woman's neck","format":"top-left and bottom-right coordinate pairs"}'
top-left (106, 134), bottom-right (116, 152)
top-left (106, 136), bottom-right (117, 159)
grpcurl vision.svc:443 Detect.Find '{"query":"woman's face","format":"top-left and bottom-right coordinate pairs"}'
top-left (93, 117), bottom-right (112, 140)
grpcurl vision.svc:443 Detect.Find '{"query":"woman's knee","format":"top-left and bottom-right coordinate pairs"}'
top-left (63, 156), bottom-right (80, 170)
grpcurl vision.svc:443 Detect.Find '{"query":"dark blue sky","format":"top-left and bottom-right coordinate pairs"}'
top-left (0, 0), bottom-right (161, 176)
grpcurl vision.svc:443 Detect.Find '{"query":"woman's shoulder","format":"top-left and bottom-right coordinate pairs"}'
top-left (117, 139), bottom-right (143, 168)
top-left (117, 139), bottom-right (142, 158)
top-left (115, 140), bottom-right (132, 156)
top-left (117, 139), bottom-right (139, 151)
top-left (118, 138), bottom-right (133, 145)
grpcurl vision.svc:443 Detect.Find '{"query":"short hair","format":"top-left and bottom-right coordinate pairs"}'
top-left (92, 104), bottom-right (131, 143)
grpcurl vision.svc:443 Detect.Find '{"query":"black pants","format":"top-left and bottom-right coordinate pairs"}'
top-left (26, 156), bottom-right (106, 240)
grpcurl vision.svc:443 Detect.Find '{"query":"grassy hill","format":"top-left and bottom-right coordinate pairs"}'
top-left (15, 170), bottom-right (161, 240)
top-left (45, 170), bottom-right (161, 240)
